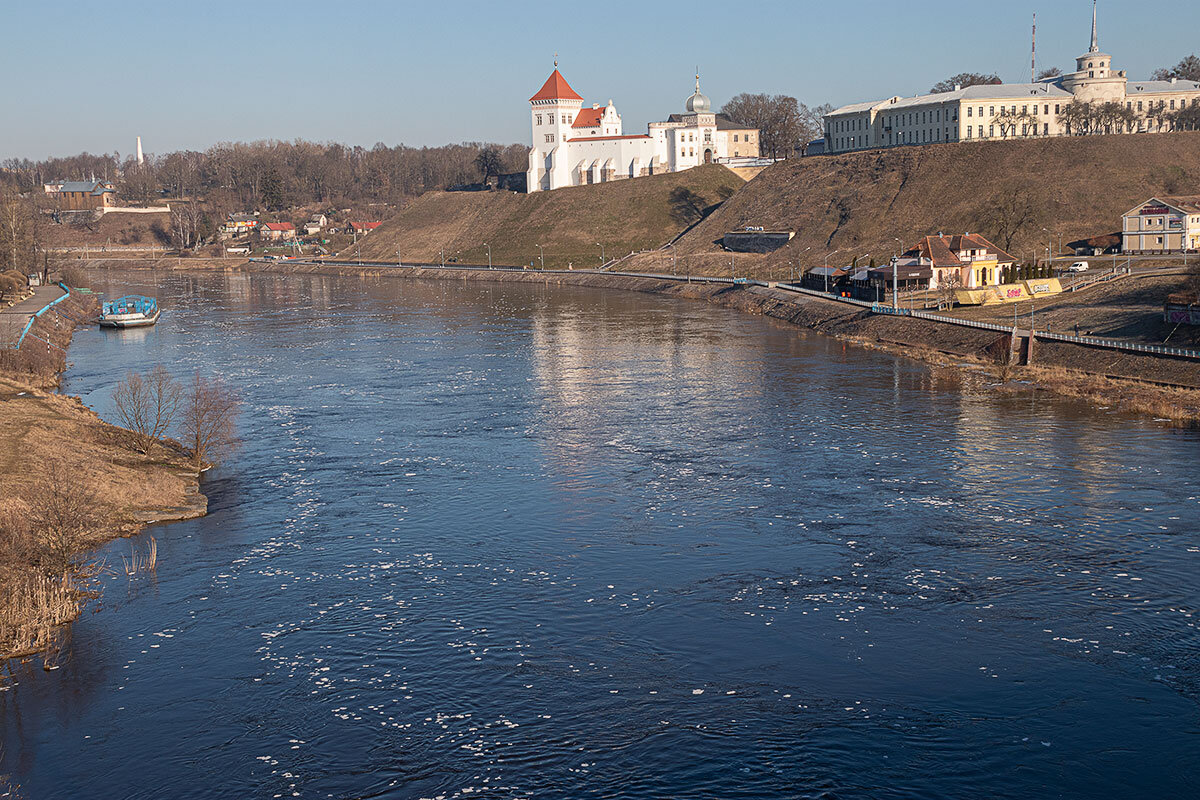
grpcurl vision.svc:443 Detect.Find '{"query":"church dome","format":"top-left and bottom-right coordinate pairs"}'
top-left (685, 74), bottom-right (711, 113)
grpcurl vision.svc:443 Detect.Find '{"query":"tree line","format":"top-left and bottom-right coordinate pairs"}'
top-left (0, 140), bottom-right (530, 213)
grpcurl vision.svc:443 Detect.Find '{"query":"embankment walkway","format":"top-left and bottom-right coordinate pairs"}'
top-left (0, 285), bottom-right (68, 348)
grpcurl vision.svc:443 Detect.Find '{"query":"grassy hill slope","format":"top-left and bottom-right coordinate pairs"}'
top-left (348, 165), bottom-right (744, 268)
top-left (673, 131), bottom-right (1200, 267)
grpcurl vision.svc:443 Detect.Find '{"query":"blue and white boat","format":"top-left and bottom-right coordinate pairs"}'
top-left (100, 295), bottom-right (160, 328)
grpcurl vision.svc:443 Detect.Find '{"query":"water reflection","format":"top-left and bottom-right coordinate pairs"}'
top-left (3, 271), bottom-right (1199, 800)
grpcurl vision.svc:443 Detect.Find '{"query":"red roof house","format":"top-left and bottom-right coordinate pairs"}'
top-left (349, 221), bottom-right (383, 233)
top-left (260, 222), bottom-right (296, 241)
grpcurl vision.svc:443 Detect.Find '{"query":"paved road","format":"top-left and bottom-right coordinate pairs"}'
top-left (0, 285), bottom-right (67, 347)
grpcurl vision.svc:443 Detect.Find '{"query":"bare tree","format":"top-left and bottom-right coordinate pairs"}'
top-left (1152, 54), bottom-right (1200, 82)
top-left (722, 93), bottom-right (804, 158)
top-left (113, 366), bottom-right (181, 453)
top-left (473, 147), bottom-right (504, 181)
top-left (938, 272), bottom-right (964, 309)
top-left (977, 186), bottom-right (1042, 253)
top-left (1035, 67), bottom-right (1063, 81)
top-left (991, 108), bottom-right (1040, 138)
top-left (179, 372), bottom-right (240, 469)
top-left (930, 73), bottom-right (1001, 94)
top-left (169, 202), bottom-right (208, 251)
top-left (28, 462), bottom-right (98, 575)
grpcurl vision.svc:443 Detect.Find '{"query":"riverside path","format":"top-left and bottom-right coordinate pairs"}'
top-left (0, 284), bottom-right (67, 348)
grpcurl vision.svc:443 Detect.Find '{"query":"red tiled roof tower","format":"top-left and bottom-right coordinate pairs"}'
top-left (530, 69), bottom-right (583, 103)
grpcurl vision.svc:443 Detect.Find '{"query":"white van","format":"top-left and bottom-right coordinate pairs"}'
top-left (1068, 261), bottom-right (1090, 272)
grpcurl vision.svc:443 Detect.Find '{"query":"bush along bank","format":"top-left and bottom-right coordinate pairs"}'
top-left (0, 292), bottom-right (213, 668)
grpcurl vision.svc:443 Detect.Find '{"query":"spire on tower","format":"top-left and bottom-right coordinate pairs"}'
top-left (1089, 0), bottom-right (1099, 53)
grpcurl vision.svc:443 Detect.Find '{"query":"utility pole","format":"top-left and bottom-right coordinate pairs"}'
top-left (596, 242), bottom-right (605, 266)
top-left (440, 247), bottom-right (445, 267)
top-left (485, 242), bottom-right (492, 268)
top-left (537, 244), bottom-right (544, 269)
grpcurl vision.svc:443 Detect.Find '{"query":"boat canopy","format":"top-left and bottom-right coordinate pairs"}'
top-left (102, 295), bottom-right (158, 316)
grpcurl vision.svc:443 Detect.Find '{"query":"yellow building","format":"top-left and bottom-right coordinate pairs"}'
top-left (823, 2), bottom-right (1200, 154)
top-left (1122, 197), bottom-right (1200, 254)
top-left (900, 233), bottom-right (1016, 289)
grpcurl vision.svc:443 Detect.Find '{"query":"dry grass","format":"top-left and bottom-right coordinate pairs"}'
top-left (676, 130), bottom-right (1200, 273)
top-left (0, 373), bottom-right (205, 663)
top-left (351, 164), bottom-right (746, 268)
top-left (0, 571), bottom-right (87, 662)
top-left (1013, 364), bottom-right (1200, 422)
top-left (120, 537), bottom-right (157, 576)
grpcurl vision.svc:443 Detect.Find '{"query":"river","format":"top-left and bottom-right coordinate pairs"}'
top-left (3, 270), bottom-right (1198, 799)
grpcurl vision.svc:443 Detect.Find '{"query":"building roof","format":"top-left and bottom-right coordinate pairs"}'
top-left (572, 107), bottom-right (604, 128)
top-left (1128, 80), bottom-right (1200, 94)
top-left (565, 134), bottom-right (651, 142)
top-left (57, 180), bottom-right (113, 195)
top-left (828, 82), bottom-right (1073, 117)
top-left (261, 222), bottom-right (294, 231)
top-left (530, 69), bottom-right (583, 103)
top-left (902, 233), bottom-right (1017, 267)
top-left (1126, 196), bottom-right (1200, 216)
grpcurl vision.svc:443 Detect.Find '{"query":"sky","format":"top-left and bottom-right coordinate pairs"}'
top-left (2, 0), bottom-right (1198, 161)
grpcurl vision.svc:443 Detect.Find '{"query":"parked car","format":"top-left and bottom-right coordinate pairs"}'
top-left (1068, 261), bottom-right (1090, 272)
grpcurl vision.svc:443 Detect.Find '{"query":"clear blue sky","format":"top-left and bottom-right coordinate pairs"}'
top-left (2, 0), bottom-right (1196, 161)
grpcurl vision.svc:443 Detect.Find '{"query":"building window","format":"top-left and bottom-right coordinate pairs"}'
top-left (1044, 123), bottom-right (1049, 135)
top-left (967, 107), bottom-right (973, 117)
top-left (733, 134), bottom-right (739, 142)
top-left (989, 125), bottom-right (995, 137)
top-left (1055, 104), bottom-right (1060, 114)
top-left (989, 106), bottom-right (994, 116)
top-left (536, 114), bottom-right (543, 125)
top-left (966, 127), bottom-right (972, 139)
top-left (544, 134), bottom-right (554, 143)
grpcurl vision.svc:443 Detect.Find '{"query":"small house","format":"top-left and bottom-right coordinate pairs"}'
top-left (348, 221), bottom-right (383, 235)
top-left (260, 222), bottom-right (296, 241)
top-left (304, 214), bottom-right (328, 235)
top-left (48, 180), bottom-right (116, 211)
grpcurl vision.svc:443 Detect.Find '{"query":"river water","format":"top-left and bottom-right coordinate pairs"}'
top-left (3, 270), bottom-right (1199, 799)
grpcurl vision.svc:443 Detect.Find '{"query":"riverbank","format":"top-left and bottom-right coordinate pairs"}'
top-left (0, 291), bottom-right (207, 665)
top-left (80, 259), bottom-right (1200, 423)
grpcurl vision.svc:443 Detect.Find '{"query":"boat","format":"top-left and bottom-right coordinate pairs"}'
top-left (100, 295), bottom-right (160, 328)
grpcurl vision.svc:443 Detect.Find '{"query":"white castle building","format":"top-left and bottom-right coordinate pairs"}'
top-left (823, 1), bottom-right (1200, 154)
top-left (526, 68), bottom-right (759, 193)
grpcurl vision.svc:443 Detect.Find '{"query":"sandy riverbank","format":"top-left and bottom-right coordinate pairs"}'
top-left (81, 258), bottom-right (1200, 423)
top-left (0, 290), bottom-right (207, 665)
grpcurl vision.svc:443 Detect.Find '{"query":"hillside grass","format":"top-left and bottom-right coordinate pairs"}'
top-left (675, 131), bottom-right (1200, 269)
top-left (349, 165), bottom-right (745, 269)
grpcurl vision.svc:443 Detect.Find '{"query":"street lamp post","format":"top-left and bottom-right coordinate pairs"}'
top-left (485, 242), bottom-right (492, 269)
top-left (823, 248), bottom-right (841, 294)
top-left (537, 244), bottom-right (545, 269)
top-left (796, 246), bottom-right (811, 282)
top-left (596, 242), bottom-right (605, 266)
top-left (892, 238), bottom-right (903, 310)
top-left (440, 247), bottom-right (445, 267)
top-left (1043, 227), bottom-right (1053, 272)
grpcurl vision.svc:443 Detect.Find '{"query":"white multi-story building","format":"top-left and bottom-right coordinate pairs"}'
top-left (823, 1), bottom-right (1200, 155)
top-left (526, 69), bottom-right (758, 192)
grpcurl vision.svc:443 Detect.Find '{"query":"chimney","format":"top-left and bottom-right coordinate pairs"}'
top-left (1171, 77), bottom-right (1178, 84)
top-left (954, 83), bottom-right (962, 91)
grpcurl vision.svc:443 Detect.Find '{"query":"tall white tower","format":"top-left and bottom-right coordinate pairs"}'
top-left (526, 61), bottom-right (583, 193)
top-left (136, 136), bottom-right (144, 165)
